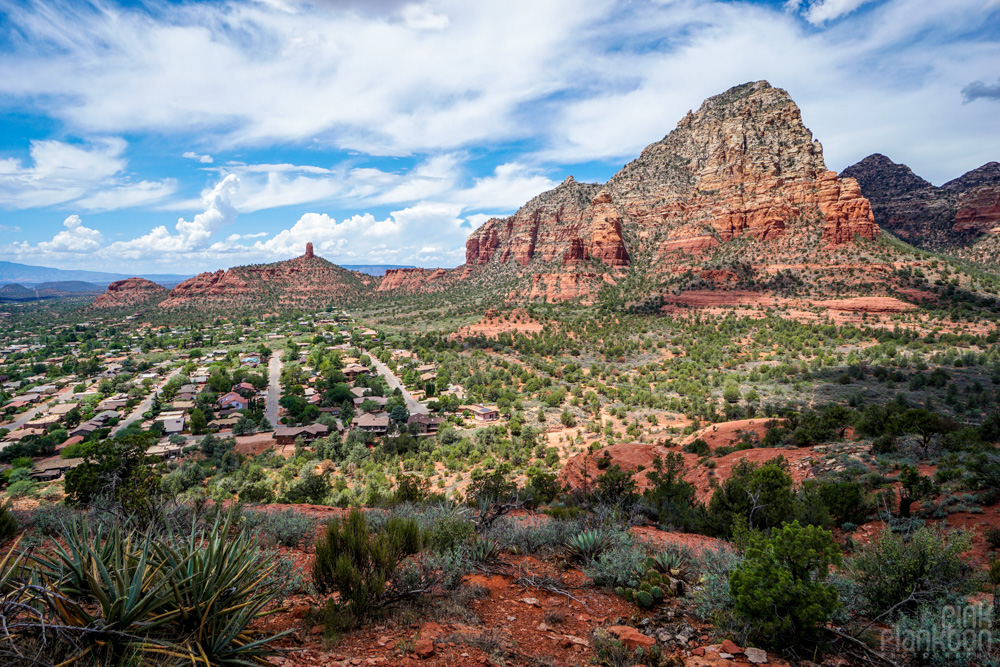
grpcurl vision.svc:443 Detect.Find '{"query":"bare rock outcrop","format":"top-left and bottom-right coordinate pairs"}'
top-left (462, 81), bottom-right (879, 302)
top-left (91, 278), bottom-right (168, 309)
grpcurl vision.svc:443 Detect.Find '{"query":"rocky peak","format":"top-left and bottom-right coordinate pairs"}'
top-left (844, 156), bottom-right (1000, 248)
top-left (840, 154), bottom-right (933, 198)
top-left (943, 162), bottom-right (1000, 192)
top-left (304, 242), bottom-right (315, 259)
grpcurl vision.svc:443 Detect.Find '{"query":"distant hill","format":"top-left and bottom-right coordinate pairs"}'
top-left (157, 243), bottom-right (373, 313)
top-left (340, 264), bottom-right (416, 277)
top-left (0, 260), bottom-right (191, 288)
top-left (841, 154), bottom-right (1000, 251)
top-left (35, 281), bottom-right (104, 294)
top-left (0, 283), bottom-right (39, 301)
top-left (0, 280), bottom-right (106, 302)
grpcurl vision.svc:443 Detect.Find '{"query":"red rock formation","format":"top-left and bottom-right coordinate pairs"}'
top-left (160, 246), bottom-right (369, 311)
top-left (376, 267), bottom-right (450, 292)
top-left (91, 278), bottom-right (168, 309)
top-left (461, 81), bottom-right (879, 302)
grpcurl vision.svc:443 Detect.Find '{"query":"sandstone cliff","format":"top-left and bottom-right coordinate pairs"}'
top-left (841, 154), bottom-right (1000, 249)
top-left (91, 278), bottom-right (168, 310)
top-left (460, 81), bottom-right (879, 302)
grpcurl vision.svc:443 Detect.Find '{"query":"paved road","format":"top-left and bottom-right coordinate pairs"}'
top-left (0, 387), bottom-right (74, 448)
top-left (265, 349), bottom-right (283, 427)
top-left (112, 367), bottom-right (183, 435)
top-left (368, 355), bottom-right (428, 415)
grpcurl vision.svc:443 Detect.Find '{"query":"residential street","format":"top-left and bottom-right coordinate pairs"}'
top-left (112, 366), bottom-right (183, 435)
top-left (265, 349), bottom-right (283, 427)
top-left (368, 354), bottom-right (428, 415)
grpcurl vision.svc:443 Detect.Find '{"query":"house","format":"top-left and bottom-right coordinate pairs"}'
top-left (468, 404), bottom-right (500, 422)
top-left (48, 402), bottom-right (79, 417)
top-left (353, 395), bottom-right (388, 412)
top-left (156, 410), bottom-right (186, 434)
top-left (231, 382), bottom-right (255, 395)
top-left (29, 457), bottom-right (84, 481)
top-left (98, 396), bottom-right (129, 411)
top-left (343, 363), bottom-right (371, 381)
top-left (147, 442), bottom-right (184, 459)
top-left (408, 414), bottom-right (444, 435)
top-left (353, 413), bottom-right (389, 435)
top-left (217, 392), bottom-right (249, 410)
top-left (274, 423), bottom-right (329, 446)
top-left (69, 422), bottom-right (98, 438)
top-left (360, 329), bottom-right (379, 341)
top-left (208, 416), bottom-right (241, 431)
top-left (350, 387), bottom-right (369, 398)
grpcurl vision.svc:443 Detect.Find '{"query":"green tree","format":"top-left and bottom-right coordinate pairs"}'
top-left (189, 408), bottom-right (207, 435)
top-left (65, 433), bottom-right (162, 521)
top-left (730, 521), bottom-right (841, 649)
top-left (708, 457), bottom-right (796, 537)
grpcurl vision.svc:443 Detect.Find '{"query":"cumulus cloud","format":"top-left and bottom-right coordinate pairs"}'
top-left (36, 214), bottom-right (104, 253)
top-left (183, 151), bottom-right (214, 163)
top-left (105, 175), bottom-right (240, 257)
top-left (962, 79), bottom-right (1000, 103)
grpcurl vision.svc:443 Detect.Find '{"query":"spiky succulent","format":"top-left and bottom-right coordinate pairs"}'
top-left (565, 530), bottom-right (613, 562)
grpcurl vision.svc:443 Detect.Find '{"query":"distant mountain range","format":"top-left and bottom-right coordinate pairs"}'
top-left (0, 260), bottom-right (416, 290)
top-left (0, 261), bottom-right (191, 288)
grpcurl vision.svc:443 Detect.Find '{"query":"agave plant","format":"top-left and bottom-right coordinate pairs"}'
top-left (647, 550), bottom-right (688, 580)
top-left (565, 530), bottom-right (613, 563)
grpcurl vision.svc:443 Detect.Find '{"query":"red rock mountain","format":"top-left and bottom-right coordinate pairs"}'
top-left (158, 248), bottom-right (371, 312)
top-left (447, 81), bottom-right (880, 301)
top-left (90, 278), bottom-right (168, 310)
top-left (841, 154), bottom-right (1000, 250)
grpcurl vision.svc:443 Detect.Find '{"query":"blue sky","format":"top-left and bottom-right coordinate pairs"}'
top-left (1, 0), bottom-right (998, 273)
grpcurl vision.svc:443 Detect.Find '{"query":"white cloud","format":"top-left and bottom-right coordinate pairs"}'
top-left (36, 214), bottom-right (103, 253)
top-left (183, 151), bottom-right (214, 163)
top-left (105, 175), bottom-right (240, 257)
top-left (0, 137), bottom-right (176, 211)
top-left (800, 0), bottom-right (876, 24)
top-left (0, 224), bottom-right (21, 233)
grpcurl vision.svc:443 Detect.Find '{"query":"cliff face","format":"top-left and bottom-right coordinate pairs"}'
top-left (462, 81), bottom-right (878, 302)
top-left (376, 267), bottom-right (451, 292)
top-left (606, 80), bottom-right (877, 255)
top-left (160, 248), bottom-right (370, 311)
top-left (91, 278), bottom-right (168, 309)
top-left (841, 155), bottom-right (1000, 248)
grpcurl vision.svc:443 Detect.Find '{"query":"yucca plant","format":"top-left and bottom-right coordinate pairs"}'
top-left (565, 530), bottom-right (613, 563)
top-left (35, 523), bottom-right (183, 664)
top-left (469, 536), bottom-right (502, 563)
top-left (33, 511), bottom-right (290, 666)
top-left (149, 512), bottom-right (291, 665)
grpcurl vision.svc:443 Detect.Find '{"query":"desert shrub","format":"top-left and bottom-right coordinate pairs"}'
top-left (312, 508), bottom-right (422, 618)
top-left (244, 507), bottom-right (316, 548)
top-left (692, 547), bottom-right (743, 621)
top-left (729, 521), bottom-right (841, 650)
top-left (0, 502), bottom-right (17, 543)
top-left (683, 439), bottom-right (710, 456)
top-left (984, 526), bottom-right (1000, 550)
top-left (847, 526), bottom-right (978, 619)
top-left (583, 537), bottom-right (646, 589)
top-left (485, 515), bottom-right (582, 554)
top-left (642, 453), bottom-right (706, 533)
top-left (524, 469), bottom-right (561, 506)
top-left (894, 604), bottom-right (994, 667)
